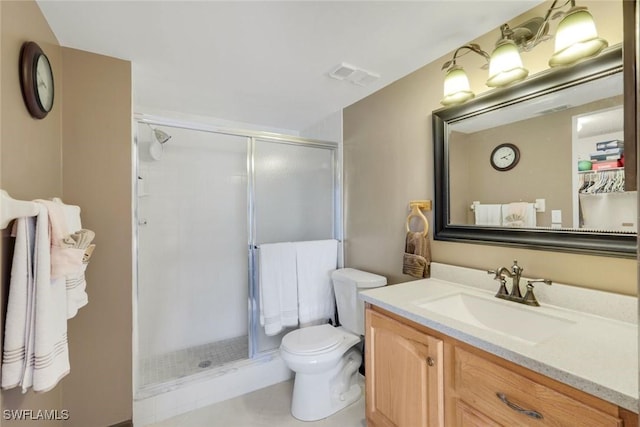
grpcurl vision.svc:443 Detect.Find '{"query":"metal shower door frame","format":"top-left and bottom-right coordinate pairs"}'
top-left (133, 113), bottom-right (340, 364)
top-left (246, 136), bottom-right (340, 358)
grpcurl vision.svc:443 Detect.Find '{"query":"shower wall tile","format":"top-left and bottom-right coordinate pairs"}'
top-left (137, 128), bottom-right (249, 359)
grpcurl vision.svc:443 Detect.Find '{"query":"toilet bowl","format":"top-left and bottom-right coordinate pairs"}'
top-left (280, 268), bottom-right (386, 421)
top-left (281, 324), bottom-right (362, 421)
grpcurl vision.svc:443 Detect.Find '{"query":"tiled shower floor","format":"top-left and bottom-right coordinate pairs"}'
top-left (139, 335), bottom-right (248, 388)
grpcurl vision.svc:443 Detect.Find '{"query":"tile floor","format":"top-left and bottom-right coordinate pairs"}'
top-left (146, 378), bottom-right (366, 427)
top-left (140, 336), bottom-right (248, 388)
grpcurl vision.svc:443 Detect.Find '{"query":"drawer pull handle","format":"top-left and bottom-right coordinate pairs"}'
top-left (426, 357), bottom-right (435, 366)
top-left (496, 393), bottom-right (544, 420)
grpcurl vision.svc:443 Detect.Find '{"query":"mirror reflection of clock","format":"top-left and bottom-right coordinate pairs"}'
top-left (490, 143), bottom-right (520, 171)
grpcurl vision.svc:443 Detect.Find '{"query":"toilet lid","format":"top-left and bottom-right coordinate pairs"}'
top-left (281, 324), bottom-right (343, 354)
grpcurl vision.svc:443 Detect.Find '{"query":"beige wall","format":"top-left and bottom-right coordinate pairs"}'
top-left (60, 47), bottom-right (132, 427)
top-left (0, 2), bottom-right (132, 426)
top-left (343, 0), bottom-right (637, 295)
top-left (1, 2), bottom-right (64, 425)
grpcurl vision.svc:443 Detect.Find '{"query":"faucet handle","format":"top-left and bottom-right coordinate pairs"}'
top-left (527, 279), bottom-right (552, 287)
top-left (522, 279), bottom-right (552, 306)
top-left (511, 259), bottom-right (523, 274)
top-left (495, 277), bottom-right (509, 298)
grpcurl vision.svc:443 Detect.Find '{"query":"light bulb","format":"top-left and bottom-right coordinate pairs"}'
top-left (441, 66), bottom-right (474, 106)
top-left (486, 40), bottom-right (529, 87)
top-left (549, 7), bottom-right (608, 67)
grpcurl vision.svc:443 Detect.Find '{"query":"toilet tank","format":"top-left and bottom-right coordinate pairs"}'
top-left (332, 268), bottom-right (387, 336)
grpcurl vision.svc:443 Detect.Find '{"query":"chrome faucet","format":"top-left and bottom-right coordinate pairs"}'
top-left (487, 260), bottom-right (551, 306)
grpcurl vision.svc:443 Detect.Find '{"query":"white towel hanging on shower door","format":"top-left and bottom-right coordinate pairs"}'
top-left (258, 242), bottom-right (298, 336)
top-left (295, 239), bottom-right (338, 326)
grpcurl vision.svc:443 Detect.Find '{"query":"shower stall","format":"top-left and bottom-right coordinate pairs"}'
top-left (133, 117), bottom-right (339, 411)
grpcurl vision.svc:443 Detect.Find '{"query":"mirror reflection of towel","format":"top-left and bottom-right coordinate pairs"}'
top-left (502, 202), bottom-right (536, 228)
top-left (474, 204), bottom-right (502, 226)
top-left (402, 232), bottom-right (430, 278)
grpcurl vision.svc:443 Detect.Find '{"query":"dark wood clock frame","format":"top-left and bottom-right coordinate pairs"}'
top-left (19, 41), bottom-right (54, 119)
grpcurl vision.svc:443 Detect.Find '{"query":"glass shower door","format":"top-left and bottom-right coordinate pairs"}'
top-left (136, 123), bottom-right (250, 390)
top-left (249, 138), bottom-right (338, 356)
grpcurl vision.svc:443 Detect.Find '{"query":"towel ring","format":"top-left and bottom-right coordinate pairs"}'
top-left (405, 201), bottom-right (430, 237)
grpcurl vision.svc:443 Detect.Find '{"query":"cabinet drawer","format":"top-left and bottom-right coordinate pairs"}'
top-left (455, 400), bottom-right (501, 427)
top-left (454, 348), bottom-right (622, 427)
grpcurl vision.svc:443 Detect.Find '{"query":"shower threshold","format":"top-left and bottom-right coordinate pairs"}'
top-left (137, 335), bottom-right (249, 396)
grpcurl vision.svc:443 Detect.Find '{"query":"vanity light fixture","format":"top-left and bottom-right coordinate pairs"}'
top-left (486, 25), bottom-right (529, 88)
top-left (548, 5), bottom-right (608, 67)
top-left (441, 0), bottom-right (608, 105)
top-left (441, 44), bottom-right (490, 106)
top-left (442, 66), bottom-right (474, 106)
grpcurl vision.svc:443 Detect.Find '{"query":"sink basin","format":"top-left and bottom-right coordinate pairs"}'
top-left (415, 293), bottom-right (576, 344)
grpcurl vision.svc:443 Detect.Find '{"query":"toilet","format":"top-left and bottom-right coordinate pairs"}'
top-left (280, 268), bottom-right (387, 421)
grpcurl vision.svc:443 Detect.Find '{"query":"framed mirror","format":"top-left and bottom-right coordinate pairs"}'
top-left (433, 44), bottom-right (637, 257)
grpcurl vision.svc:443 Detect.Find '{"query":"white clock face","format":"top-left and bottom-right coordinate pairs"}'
top-left (35, 55), bottom-right (54, 112)
top-left (491, 144), bottom-right (519, 171)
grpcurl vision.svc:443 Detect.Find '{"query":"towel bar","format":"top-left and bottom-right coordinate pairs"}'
top-left (0, 190), bottom-right (39, 230)
top-left (253, 240), bottom-right (342, 249)
top-left (470, 199), bottom-right (546, 213)
top-left (406, 200), bottom-right (431, 237)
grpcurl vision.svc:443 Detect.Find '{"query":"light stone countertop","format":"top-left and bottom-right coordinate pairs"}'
top-left (359, 263), bottom-right (638, 413)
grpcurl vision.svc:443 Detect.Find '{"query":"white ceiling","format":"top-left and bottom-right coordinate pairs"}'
top-left (37, 0), bottom-right (541, 133)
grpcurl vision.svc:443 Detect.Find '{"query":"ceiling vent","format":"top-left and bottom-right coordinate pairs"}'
top-left (328, 63), bottom-right (380, 86)
top-left (349, 69), bottom-right (380, 86)
top-left (329, 63), bottom-right (358, 80)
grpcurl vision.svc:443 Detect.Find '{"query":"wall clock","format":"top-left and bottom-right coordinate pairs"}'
top-left (19, 41), bottom-right (54, 119)
top-left (490, 143), bottom-right (520, 171)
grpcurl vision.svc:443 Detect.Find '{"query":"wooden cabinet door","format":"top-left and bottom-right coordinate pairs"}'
top-left (365, 309), bottom-right (444, 427)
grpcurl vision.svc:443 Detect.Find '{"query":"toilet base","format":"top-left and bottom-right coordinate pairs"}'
top-left (290, 348), bottom-right (363, 421)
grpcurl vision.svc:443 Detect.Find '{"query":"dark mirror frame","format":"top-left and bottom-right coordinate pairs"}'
top-left (432, 44), bottom-right (637, 258)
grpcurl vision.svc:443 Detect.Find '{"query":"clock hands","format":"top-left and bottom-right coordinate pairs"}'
top-left (37, 70), bottom-right (47, 90)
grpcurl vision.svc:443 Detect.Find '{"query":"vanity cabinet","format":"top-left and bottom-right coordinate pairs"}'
top-left (454, 347), bottom-right (622, 426)
top-left (365, 308), bottom-right (444, 427)
top-left (365, 305), bottom-right (637, 427)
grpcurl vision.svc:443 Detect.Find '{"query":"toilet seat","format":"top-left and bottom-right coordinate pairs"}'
top-left (281, 324), bottom-right (349, 355)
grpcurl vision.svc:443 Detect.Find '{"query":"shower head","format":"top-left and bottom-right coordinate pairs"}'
top-left (145, 125), bottom-right (171, 161)
top-left (153, 128), bottom-right (172, 144)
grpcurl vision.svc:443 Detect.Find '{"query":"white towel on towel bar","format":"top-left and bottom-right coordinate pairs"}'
top-left (52, 198), bottom-right (91, 319)
top-left (258, 242), bottom-right (298, 336)
top-left (1, 204), bottom-right (70, 393)
top-left (37, 200), bottom-right (84, 280)
top-left (474, 204), bottom-right (502, 226)
top-left (295, 239), bottom-right (338, 326)
top-left (1, 215), bottom-right (35, 390)
top-left (54, 198), bottom-right (82, 232)
top-left (31, 204), bottom-right (70, 392)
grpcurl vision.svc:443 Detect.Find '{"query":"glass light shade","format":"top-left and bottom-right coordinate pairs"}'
top-left (549, 7), bottom-right (608, 67)
top-left (441, 66), bottom-right (474, 106)
top-left (486, 40), bottom-right (529, 88)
